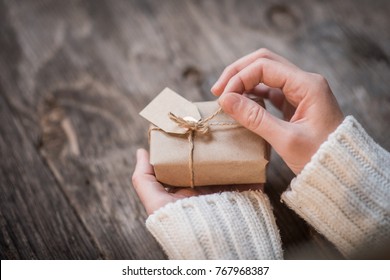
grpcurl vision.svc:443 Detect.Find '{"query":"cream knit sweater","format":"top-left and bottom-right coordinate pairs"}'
top-left (146, 116), bottom-right (390, 259)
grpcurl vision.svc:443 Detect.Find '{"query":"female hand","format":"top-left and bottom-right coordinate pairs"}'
top-left (212, 48), bottom-right (344, 174)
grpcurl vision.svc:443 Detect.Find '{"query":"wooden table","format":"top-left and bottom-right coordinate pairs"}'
top-left (1, 0), bottom-right (389, 259)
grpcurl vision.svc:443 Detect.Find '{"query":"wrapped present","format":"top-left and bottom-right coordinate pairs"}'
top-left (140, 88), bottom-right (269, 187)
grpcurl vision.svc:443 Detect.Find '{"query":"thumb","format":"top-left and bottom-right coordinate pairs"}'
top-left (218, 93), bottom-right (287, 145)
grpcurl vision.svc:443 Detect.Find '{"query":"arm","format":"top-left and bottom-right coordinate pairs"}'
top-left (132, 149), bottom-right (283, 259)
top-left (282, 116), bottom-right (390, 258)
top-left (146, 190), bottom-right (282, 259)
top-left (214, 48), bottom-right (390, 258)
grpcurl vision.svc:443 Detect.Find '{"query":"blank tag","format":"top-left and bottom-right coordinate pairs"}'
top-left (139, 88), bottom-right (201, 134)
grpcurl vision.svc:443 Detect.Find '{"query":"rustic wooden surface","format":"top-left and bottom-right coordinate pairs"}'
top-left (1, 0), bottom-right (389, 259)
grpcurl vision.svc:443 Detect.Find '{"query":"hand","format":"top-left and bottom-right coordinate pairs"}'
top-left (132, 149), bottom-right (263, 215)
top-left (212, 48), bottom-right (344, 174)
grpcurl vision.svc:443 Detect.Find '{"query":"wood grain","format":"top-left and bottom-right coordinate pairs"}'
top-left (0, 0), bottom-right (389, 259)
top-left (0, 93), bottom-right (102, 259)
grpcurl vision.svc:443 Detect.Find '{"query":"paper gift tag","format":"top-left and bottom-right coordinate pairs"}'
top-left (139, 88), bottom-right (201, 134)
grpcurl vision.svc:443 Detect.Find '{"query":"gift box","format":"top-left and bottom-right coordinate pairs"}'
top-left (140, 88), bottom-right (269, 187)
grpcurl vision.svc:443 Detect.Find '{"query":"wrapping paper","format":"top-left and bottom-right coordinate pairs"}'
top-left (140, 88), bottom-right (269, 187)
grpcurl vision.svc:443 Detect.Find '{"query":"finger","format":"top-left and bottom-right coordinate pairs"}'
top-left (247, 85), bottom-right (296, 121)
top-left (173, 188), bottom-right (200, 198)
top-left (245, 84), bottom-right (271, 98)
top-left (222, 58), bottom-right (306, 107)
top-left (134, 148), bottom-right (155, 176)
top-left (211, 48), bottom-right (297, 96)
top-left (132, 149), bottom-right (167, 208)
top-left (219, 93), bottom-right (289, 146)
top-left (246, 84), bottom-right (286, 111)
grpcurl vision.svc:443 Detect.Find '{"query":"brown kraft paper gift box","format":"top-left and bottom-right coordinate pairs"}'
top-left (140, 88), bottom-right (269, 187)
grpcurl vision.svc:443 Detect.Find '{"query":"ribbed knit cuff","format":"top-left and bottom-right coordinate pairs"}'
top-left (282, 116), bottom-right (390, 258)
top-left (146, 190), bottom-right (282, 259)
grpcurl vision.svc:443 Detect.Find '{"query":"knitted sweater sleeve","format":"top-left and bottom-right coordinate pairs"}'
top-left (146, 190), bottom-right (283, 259)
top-left (282, 116), bottom-right (390, 258)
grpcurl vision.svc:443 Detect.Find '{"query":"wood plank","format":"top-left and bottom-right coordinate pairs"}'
top-left (0, 92), bottom-right (102, 259)
top-left (0, 0), bottom-right (167, 259)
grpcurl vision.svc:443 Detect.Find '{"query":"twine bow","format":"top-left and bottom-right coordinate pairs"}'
top-left (168, 107), bottom-right (222, 135)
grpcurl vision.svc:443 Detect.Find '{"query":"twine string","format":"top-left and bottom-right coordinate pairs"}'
top-left (168, 107), bottom-right (237, 187)
top-left (148, 107), bottom-right (240, 187)
top-left (167, 107), bottom-right (223, 135)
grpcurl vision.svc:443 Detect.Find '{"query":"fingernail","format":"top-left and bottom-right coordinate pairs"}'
top-left (211, 84), bottom-right (218, 95)
top-left (219, 93), bottom-right (241, 114)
